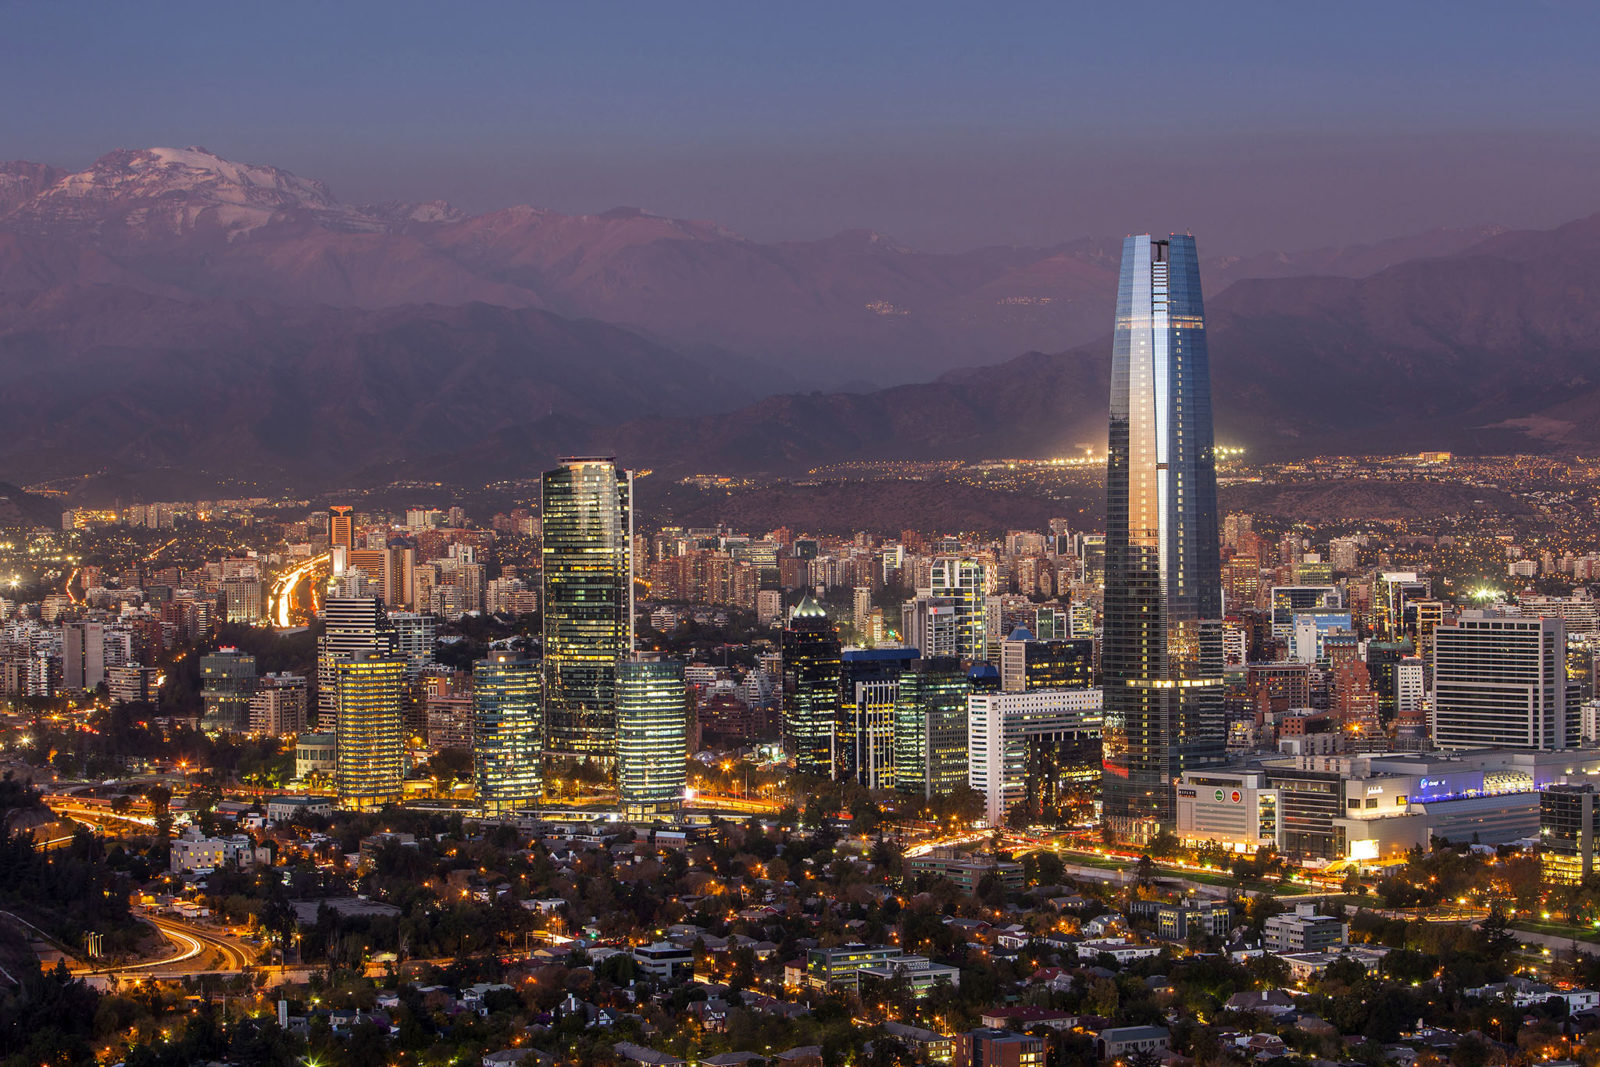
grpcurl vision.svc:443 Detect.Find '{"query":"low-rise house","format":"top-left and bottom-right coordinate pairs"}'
top-left (993, 924), bottom-right (1033, 950)
top-left (1094, 1026), bottom-right (1170, 1062)
top-left (616, 1044), bottom-right (688, 1067)
top-left (1278, 946), bottom-right (1387, 983)
top-left (461, 983), bottom-right (513, 1015)
top-left (1082, 913), bottom-right (1126, 938)
top-left (1078, 938), bottom-right (1163, 964)
top-left (1513, 987), bottom-right (1600, 1011)
top-left (1222, 990), bottom-right (1297, 1017)
top-left (771, 1047), bottom-right (822, 1067)
top-left (981, 1007), bottom-right (1080, 1032)
top-left (698, 1054), bottom-right (767, 1067)
top-left (1237, 1033), bottom-right (1287, 1058)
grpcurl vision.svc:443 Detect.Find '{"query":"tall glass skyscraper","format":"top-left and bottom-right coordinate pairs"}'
top-left (541, 457), bottom-right (634, 763)
top-left (616, 656), bottom-right (688, 820)
top-left (1101, 234), bottom-right (1225, 838)
top-left (473, 652), bottom-right (543, 814)
top-left (782, 594), bottom-right (844, 778)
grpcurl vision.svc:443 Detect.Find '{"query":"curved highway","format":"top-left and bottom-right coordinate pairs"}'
top-left (99, 915), bottom-right (255, 976)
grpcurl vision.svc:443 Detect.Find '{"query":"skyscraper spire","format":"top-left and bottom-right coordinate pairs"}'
top-left (1101, 234), bottom-right (1225, 839)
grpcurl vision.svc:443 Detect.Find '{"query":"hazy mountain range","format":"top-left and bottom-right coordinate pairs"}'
top-left (2, 145), bottom-right (1596, 491)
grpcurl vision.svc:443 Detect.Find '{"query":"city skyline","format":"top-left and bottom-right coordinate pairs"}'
top-left (10, 9), bottom-right (1600, 1063)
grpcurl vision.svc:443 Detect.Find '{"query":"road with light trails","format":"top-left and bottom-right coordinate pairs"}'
top-left (89, 915), bottom-right (256, 977)
top-left (268, 553), bottom-right (329, 628)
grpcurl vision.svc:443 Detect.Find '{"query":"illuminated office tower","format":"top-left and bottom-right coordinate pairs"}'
top-left (541, 457), bottom-right (634, 762)
top-left (329, 506), bottom-right (354, 554)
top-left (1101, 234), bottom-right (1225, 837)
top-left (334, 654), bottom-right (406, 810)
top-left (616, 656), bottom-right (688, 820)
top-left (894, 657), bottom-right (968, 801)
top-left (929, 557), bottom-right (989, 661)
top-left (782, 594), bottom-right (844, 777)
top-left (472, 652), bottom-right (543, 814)
top-left (200, 647), bottom-right (257, 734)
top-left (842, 646), bottom-right (918, 790)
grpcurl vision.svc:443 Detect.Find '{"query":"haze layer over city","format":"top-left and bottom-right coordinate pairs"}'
top-left (5, 5), bottom-right (1600, 1067)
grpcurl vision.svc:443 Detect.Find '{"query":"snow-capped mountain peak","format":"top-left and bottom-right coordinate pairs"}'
top-left (5, 146), bottom-right (377, 239)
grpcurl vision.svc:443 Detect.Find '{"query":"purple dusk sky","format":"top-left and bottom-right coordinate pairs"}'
top-left (4, 1), bottom-right (1599, 253)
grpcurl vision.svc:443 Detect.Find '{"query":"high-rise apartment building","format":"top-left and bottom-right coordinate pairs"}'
top-left (472, 652), bottom-right (542, 814)
top-left (334, 654), bottom-right (406, 810)
top-left (901, 596), bottom-right (960, 658)
top-left (248, 672), bottom-right (307, 736)
top-left (1433, 611), bottom-right (1577, 750)
top-left (317, 594), bottom-right (393, 729)
top-left (1542, 783), bottom-right (1600, 883)
top-left (782, 594), bottom-right (844, 778)
top-left (617, 656), bottom-right (689, 820)
top-left (219, 577), bottom-right (264, 625)
top-left (1101, 234), bottom-right (1225, 837)
top-left (200, 647), bottom-right (257, 734)
top-left (841, 646), bottom-right (918, 790)
top-left (929, 558), bottom-right (988, 660)
top-left (541, 457), bottom-right (633, 762)
top-left (62, 620), bottom-right (106, 692)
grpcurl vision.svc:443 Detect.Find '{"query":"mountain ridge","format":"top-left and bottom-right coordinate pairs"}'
top-left (0, 146), bottom-right (1515, 386)
top-left (1, 145), bottom-right (1597, 491)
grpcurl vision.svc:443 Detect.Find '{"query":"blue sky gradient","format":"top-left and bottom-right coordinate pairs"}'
top-left (4, 1), bottom-right (1598, 252)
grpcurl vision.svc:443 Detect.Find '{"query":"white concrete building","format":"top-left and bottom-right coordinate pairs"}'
top-left (968, 688), bottom-right (1102, 825)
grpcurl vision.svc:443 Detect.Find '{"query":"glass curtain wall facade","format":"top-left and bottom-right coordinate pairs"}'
top-left (782, 594), bottom-right (844, 778)
top-left (541, 457), bottom-right (634, 763)
top-left (894, 657), bottom-right (968, 801)
top-left (473, 652), bottom-right (543, 814)
top-left (617, 657), bottom-right (688, 819)
top-left (200, 648), bottom-right (257, 734)
top-left (334, 655), bottom-right (406, 810)
top-left (1102, 234), bottom-right (1225, 838)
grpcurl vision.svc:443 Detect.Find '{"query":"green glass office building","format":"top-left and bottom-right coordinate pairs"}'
top-left (473, 652), bottom-right (543, 814)
top-left (894, 656), bottom-right (968, 801)
top-left (617, 657), bottom-right (688, 819)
